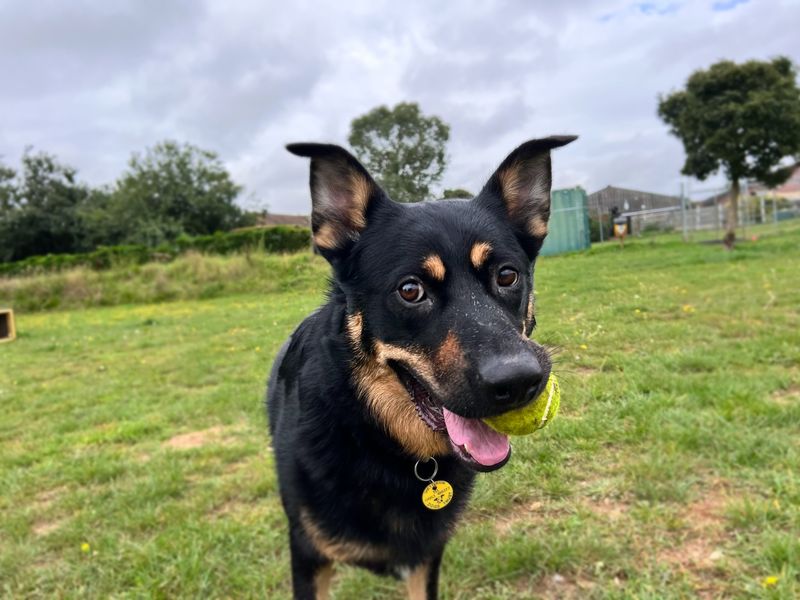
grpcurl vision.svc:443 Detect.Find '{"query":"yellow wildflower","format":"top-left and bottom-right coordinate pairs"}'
top-left (81, 542), bottom-right (91, 553)
top-left (762, 575), bottom-right (779, 588)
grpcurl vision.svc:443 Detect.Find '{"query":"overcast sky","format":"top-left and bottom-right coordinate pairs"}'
top-left (1, 0), bottom-right (798, 213)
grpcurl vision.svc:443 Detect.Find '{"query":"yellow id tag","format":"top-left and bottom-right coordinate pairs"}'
top-left (422, 480), bottom-right (453, 510)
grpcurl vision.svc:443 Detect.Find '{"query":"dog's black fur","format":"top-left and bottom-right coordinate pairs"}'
top-left (267, 136), bottom-right (576, 599)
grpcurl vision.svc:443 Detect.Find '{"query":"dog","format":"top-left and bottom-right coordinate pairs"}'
top-left (267, 135), bottom-right (576, 599)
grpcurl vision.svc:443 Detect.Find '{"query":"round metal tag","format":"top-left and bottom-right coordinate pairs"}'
top-left (421, 480), bottom-right (453, 510)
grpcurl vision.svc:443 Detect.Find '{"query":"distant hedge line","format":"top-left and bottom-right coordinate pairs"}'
top-left (0, 225), bottom-right (311, 277)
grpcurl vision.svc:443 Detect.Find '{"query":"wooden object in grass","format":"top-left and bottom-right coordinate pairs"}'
top-left (0, 308), bottom-right (16, 343)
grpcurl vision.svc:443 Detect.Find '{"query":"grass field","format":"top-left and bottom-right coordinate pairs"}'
top-left (1, 223), bottom-right (799, 599)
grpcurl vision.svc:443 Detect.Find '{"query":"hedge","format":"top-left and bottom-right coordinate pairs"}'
top-left (0, 225), bottom-right (311, 277)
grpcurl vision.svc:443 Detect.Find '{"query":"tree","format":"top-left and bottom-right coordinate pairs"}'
top-left (658, 57), bottom-right (800, 249)
top-left (0, 150), bottom-right (91, 262)
top-left (348, 102), bottom-right (450, 202)
top-left (111, 141), bottom-right (243, 245)
top-left (0, 162), bottom-right (15, 212)
top-left (442, 188), bottom-right (473, 199)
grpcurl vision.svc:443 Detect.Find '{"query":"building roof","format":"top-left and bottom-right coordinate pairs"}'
top-left (586, 185), bottom-right (680, 214)
top-left (256, 213), bottom-right (310, 227)
top-left (748, 164), bottom-right (800, 198)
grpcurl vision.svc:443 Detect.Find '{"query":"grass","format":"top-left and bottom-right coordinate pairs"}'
top-left (1, 221), bottom-right (799, 598)
top-left (0, 250), bottom-right (326, 313)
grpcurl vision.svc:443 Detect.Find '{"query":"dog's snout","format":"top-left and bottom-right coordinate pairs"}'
top-left (478, 355), bottom-right (544, 406)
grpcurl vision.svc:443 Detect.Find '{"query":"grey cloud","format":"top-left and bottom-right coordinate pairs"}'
top-left (1, 0), bottom-right (797, 214)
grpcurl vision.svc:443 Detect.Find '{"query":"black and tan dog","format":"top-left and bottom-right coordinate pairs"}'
top-left (267, 135), bottom-right (576, 599)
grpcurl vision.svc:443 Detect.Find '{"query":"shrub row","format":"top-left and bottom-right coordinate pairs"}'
top-left (0, 225), bottom-right (311, 277)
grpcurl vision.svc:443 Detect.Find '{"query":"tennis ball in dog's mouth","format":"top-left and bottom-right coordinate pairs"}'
top-left (483, 373), bottom-right (560, 436)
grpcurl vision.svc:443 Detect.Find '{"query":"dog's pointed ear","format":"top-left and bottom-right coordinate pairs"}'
top-left (474, 135), bottom-right (577, 258)
top-left (287, 143), bottom-right (389, 259)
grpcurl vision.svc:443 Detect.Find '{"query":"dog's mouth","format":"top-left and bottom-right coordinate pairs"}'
top-left (391, 363), bottom-right (511, 472)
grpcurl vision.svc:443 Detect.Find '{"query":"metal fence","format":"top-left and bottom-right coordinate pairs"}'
top-left (613, 184), bottom-right (797, 241)
top-left (541, 188), bottom-right (591, 256)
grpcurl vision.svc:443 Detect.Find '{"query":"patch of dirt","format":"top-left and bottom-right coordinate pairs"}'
top-left (572, 365), bottom-right (599, 376)
top-left (582, 495), bottom-right (629, 521)
top-left (32, 518), bottom-right (67, 537)
top-left (207, 498), bottom-right (276, 524)
top-left (208, 498), bottom-right (242, 519)
top-left (163, 424), bottom-right (243, 450)
top-left (771, 384), bottom-right (799, 406)
top-left (656, 480), bottom-right (732, 597)
top-left (527, 573), bottom-right (598, 599)
top-left (492, 500), bottom-right (548, 536)
top-left (33, 486), bottom-right (67, 510)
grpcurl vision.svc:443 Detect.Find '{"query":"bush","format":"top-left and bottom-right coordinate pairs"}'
top-left (589, 217), bottom-right (609, 243)
top-left (0, 251), bottom-right (330, 312)
top-left (0, 226), bottom-right (310, 277)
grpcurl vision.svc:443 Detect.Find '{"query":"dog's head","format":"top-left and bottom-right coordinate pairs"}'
top-left (288, 136), bottom-right (576, 471)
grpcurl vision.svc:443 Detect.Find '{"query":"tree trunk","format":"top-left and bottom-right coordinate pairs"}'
top-left (724, 179), bottom-right (739, 250)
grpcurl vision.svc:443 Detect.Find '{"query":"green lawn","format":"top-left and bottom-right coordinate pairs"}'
top-left (1, 223), bottom-right (799, 599)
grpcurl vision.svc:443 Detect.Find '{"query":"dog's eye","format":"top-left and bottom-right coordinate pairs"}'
top-left (497, 267), bottom-right (519, 288)
top-left (398, 279), bottom-right (426, 303)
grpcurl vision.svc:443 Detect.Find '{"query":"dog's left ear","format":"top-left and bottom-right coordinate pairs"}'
top-left (287, 143), bottom-right (389, 261)
top-left (475, 135), bottom-right (577, 258)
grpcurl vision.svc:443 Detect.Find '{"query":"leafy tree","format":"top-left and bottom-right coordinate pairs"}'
top-left (0, 162), bottom-right (15, 212)
top-left (658, 57), bottom-right (800, 248)
top-left (442, 188), bottom-right (473, 199)
top-left (348, 102), bottom-right (450, 202)
top-left (78, 186), bottom-right (124, 249)
top-left (111, 141), bottom-right (243, 245)
top-left (0, 151), bottom-right (90, 262)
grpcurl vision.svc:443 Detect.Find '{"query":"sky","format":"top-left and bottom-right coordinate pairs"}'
top-left (1, 0), bottom-right (798, 213)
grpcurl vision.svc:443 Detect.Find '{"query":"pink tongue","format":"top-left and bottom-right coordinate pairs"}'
top-left (443, 408), bottom-right (510, 467)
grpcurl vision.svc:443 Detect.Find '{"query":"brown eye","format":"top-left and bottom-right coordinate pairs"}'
top-left (497, 267), bottom-right (519, 287)
top-left (398, 279), bottom-right (426, 303)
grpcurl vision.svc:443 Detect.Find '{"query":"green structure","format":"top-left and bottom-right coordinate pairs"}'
top-left (540, 188), bottom-right (590, 256)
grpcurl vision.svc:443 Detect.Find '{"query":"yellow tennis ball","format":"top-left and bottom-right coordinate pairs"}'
top-left (483, 373), bottom-right (560, 436)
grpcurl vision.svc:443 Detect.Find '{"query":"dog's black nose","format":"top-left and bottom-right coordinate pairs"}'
top-left (478, 356), bottom-right (544, 406)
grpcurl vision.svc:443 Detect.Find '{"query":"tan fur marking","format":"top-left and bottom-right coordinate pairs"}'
top-left (498, 158), bottom-right (550, 239)
top-left (301, 509), bottom-right (389, 563)
top-left (422, 254), bottom-right (446, 281)
top-left (346, 312), bottom-right (363, 349)
top-left (348, 173), bottom-right (372, 230)
top-left (373, 341), bottom-right (440, 393)
top-left (358, 363), bottom-right (447, 457)
top-left (314, 564), bottom-right (334, 600)
top-left (434, 331), bottom-right (466, 373)
top-left (406, 563), bottom-right (430, 600)
top-left (524, 295), bottom-right (535, 334)
top-left (314, 223), bottom-right (340, 249)
top-left (470, 242), bottom-right (492, 270)
top-left (498, 166), bottom-right (523, 216)
top-left (315, 173), bottom-right (372, 250)
top-left (346, 313), bottom-right (449, 458)
top-left (528, 216), bottom-right (548, 238)
top-left (350, 339), bottom-right (449, 458)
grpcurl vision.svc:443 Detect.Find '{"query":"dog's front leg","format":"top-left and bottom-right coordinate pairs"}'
top-left (405, 548), bottom-right (444, 600)
top-left (289, 529), bottom-right (333, 600)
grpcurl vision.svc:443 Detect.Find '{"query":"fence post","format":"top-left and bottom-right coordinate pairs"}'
top-left (773, 196), bottom-right (778, 226)
top-left (680, 182), bottom-right (688, 241)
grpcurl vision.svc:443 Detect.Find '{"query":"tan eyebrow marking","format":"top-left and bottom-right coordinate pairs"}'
top-left (422, 254), bottom-right (446, 281)
top-left (470, 241), bottom-right (492, 269)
